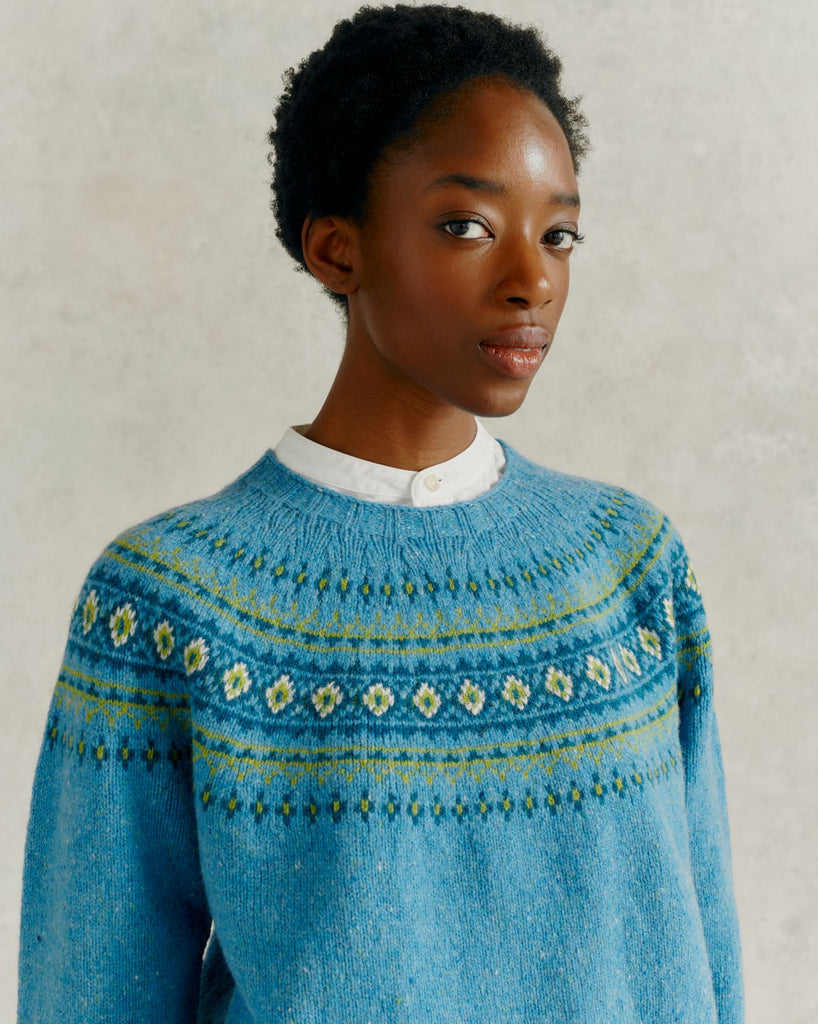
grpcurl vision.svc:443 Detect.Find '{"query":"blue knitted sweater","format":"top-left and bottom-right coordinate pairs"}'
top-left (18, 439), bottom-right (744, 1023)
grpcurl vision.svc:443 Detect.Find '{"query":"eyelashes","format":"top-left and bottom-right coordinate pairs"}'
top-left (441, 218), bottom-right (585, 251)
top-left (546, 228), bottom-right (585, 251)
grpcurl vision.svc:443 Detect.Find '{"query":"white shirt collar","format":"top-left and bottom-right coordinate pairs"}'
top-left (273, 418), bottom-right (506, 506)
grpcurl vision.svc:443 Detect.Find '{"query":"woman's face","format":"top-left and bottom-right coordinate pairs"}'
top-left (344, 76), bottom-right (582, 420)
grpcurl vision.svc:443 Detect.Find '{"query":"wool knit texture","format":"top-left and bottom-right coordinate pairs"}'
top-left (18, 438), bottom-right (745, 1024)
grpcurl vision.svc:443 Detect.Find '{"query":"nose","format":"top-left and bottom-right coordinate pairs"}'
top-left (493, 235), bottom-right (555, 308)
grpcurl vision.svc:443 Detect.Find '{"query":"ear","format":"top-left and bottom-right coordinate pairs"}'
top-left (300, 215), bottom-right (360, 296)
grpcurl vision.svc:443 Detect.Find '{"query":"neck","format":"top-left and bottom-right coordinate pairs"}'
top-left (303, 334), bottom-right (479, 471)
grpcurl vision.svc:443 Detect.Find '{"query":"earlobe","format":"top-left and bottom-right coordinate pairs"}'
top-left (301, 215), bottom-right (358, 295)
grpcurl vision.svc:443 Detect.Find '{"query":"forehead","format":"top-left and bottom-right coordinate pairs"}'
top-left (375, 78), bottom-right (577, 199)
top-left (420, 77), bottom-right (566, 145)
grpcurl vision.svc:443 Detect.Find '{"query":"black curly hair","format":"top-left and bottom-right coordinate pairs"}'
top-left (267, 3), bottom-right (590, 316)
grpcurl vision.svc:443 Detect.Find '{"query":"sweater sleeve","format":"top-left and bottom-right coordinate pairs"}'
top-left (17, 548), bottom-right (212, 1022)
top-left (670, 526), bottom-right (745, 1024)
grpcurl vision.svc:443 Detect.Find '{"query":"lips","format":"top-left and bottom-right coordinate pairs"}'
top-left (479, 325), bottom-right (550, 350)
top-left (477, 326), bottom-right (549, 379)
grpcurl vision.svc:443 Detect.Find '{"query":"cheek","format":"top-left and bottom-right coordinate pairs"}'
top-left (559, 258), bottom-right (572, 292)
top-left (547, 260), bottom-right (572, 314)
top-left (377, 246), bottom-right (468, 318)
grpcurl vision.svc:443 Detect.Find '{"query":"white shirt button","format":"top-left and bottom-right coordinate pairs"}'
top-left (423, 474), bottom-right (440, 492)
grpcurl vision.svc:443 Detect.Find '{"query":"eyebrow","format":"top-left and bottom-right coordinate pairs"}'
top-left (423, 173), bottom-right (580, 207)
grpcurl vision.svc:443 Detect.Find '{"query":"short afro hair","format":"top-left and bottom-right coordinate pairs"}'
top-left (267, 3), bottom-right (590, 315)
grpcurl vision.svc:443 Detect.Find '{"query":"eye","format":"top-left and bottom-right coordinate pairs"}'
top-left (544, 228), bottom-right (585, 252)
top-left (441, 218), bottom-right (492, 240)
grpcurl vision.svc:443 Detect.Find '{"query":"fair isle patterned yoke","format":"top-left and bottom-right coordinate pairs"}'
top-left (18, 439), bottom-right (744, 1024)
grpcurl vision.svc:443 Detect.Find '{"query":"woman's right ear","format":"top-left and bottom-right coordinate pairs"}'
top-left (300, 215), bottom-right (359, 296)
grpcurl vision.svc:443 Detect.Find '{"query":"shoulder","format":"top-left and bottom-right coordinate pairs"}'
top-left (508, 442), bottom-right (659, 512)
top-left (500, 442), bottom-right (713, 620)
top-left (74, 451), bottom-right (274, 630)
top-left (507, 443), bottom-right (679, 558)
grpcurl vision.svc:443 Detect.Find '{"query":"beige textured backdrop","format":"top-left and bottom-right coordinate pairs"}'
top-left (3, 1), bottom-right (816, 1019)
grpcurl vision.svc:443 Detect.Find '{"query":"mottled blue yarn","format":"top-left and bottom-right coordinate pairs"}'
top-left (18, 439), bottom-right (744, 1023)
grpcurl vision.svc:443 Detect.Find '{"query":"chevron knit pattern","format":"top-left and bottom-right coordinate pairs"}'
top-left (18, 439), bottom-right (744, 1024)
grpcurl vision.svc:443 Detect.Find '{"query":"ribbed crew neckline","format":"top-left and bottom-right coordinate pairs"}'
top-left (245, 437), bottom-right (541, 540)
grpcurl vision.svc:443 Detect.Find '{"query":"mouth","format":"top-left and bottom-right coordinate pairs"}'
top-left (477, 339), bottom-right (547, 379)
top-left (479, 325), bottom-right (550, 351)
top-left (479, 342), bottom-right (547, 351)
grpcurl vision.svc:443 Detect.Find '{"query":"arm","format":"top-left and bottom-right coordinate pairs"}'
top-left (17, 547), bottom-right (212, 1022)
top-left (671, 526), bottom-right (745, 1023)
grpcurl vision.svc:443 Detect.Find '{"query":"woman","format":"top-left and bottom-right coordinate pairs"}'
top-left (18, 5), bottom-right (744, 1022)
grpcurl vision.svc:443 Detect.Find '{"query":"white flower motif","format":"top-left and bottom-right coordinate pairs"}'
top-left (153, 620), bottom-right (175, 660)
top-left (413, 682), bottom-right (442, 719)
top-left (223, 662), bottom-right (252, 700)
top-left (663, 597), bottom-right (675, 629)
top-left (618, 644), bottom-right (642, 675)
top-left (109, 602), bottom-right (137, 647)
top-left (183, 638), bottom-right (209, 676)
top-left (82, 590), bottom-right (99, 635)
top-left (458, 678), bottom-right (485, 715)
top-left (545, 666), bottom-right (573, 702)
top-left (637, 626), bottom-right (662, 660)
top-left (362, 682), bottom-right (394, 717)
top-left (610, 647), bottom-right (627, 683)
top-left (312, 681), bottom-right (343, 718)
top-left (586, 655), bottom-right (611, 690)
top-left (685, 563), bottom-right (700, 594)
top-left (265, 673), bottom-right (294, 713)
top-left (501, 674), bottom-right (530, 709)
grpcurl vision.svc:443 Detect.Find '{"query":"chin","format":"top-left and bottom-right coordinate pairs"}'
top-left (464, 387), bottom-right (532, 418)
